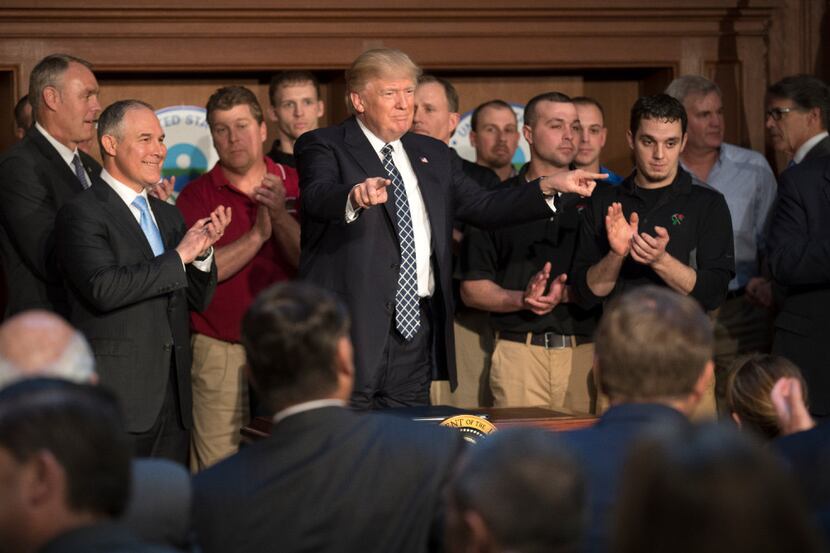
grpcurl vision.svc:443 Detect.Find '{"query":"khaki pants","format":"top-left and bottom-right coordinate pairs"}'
top-left (489, 335), bottom-right (597, 414)
top-left (190, 334), bottom-right (249, 472)
top-left (712, 295), bottom-right (773, 415)
top-left (430, 308), bottom-right (494, 408)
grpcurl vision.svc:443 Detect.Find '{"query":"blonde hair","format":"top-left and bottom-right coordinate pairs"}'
top-left (345, 48), bottom-right (421, 114)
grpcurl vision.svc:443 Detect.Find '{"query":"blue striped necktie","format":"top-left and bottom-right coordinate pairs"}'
top-left (381, 143), bottom-right (420, 341)
top-left (72, 154), bottom-right (91, 189)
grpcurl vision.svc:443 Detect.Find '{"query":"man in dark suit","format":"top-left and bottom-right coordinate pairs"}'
top-left (0, 54), bottom-right (101, 317)
top-left (0, 379), bottom-right (180, 553)
top-left (295, 48), bottom-right (604, 408)
top-left (193, 282), bottom-right (465, 553)
top-left (55, 100), bottom-right (229, 463)
top-left (768, 155), bottom-right (830, 417)
top-left (559, 286), bottom-right (715, 553)
top-left (766, 75), bottom-right (830, 168)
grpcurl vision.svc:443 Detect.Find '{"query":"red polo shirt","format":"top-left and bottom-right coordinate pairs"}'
top-left (176, 157), bottom-right (300, 342)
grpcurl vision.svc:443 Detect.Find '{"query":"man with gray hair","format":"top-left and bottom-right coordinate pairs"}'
top-left (55, 99), bottom-right (229, 463)
top-left (0, 54), bottom-right (101, 317)
top-left (295, 47), bottom-right (605, 408)
top-left (0, 309), bottom-right (95, 388)
top-left (766, 74), bottom-right (830, 166)
top-left (666, 75), bottom-right (777, 414)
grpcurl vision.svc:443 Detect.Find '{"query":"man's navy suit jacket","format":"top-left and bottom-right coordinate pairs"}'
top-left (193, 406), bottom-right (465, 553)
top-left (559, 403), bottom-right (690, 553)
top-left (769, 156), bottom-right (830, 414)
top-left (294, 117), bottom-right (551, 390)
top-left (0, 126), bottom-right (101, 316)
top-left (55, 178), bottom-right (216, 433)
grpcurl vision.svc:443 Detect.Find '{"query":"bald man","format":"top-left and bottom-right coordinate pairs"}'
top-left (0, 309), bottom-right (95, 387)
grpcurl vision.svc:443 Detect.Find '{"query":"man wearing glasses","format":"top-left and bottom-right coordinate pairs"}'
top-left (766, 75), bottom-right (830, 167)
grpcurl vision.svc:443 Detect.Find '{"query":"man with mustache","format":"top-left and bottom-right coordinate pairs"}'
top-left (469, 99), bottom-right (521, 182)
top-left (460, 92), bottom-right (603, 412)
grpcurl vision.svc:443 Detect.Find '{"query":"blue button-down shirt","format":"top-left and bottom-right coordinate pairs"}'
top-left (682, 143), bottom-right (776, 291)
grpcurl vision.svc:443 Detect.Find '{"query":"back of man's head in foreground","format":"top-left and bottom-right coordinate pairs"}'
top-left (446, 428), bottom-right (585, 553)
top-left (0, 310), bottom-right (95, 389)
top-left (241, 282), bottom-right (353, 413)
top-left (594, 286), bottom-right (714, 410)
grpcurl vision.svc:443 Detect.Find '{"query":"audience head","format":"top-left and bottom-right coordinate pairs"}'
top-left (627, 94), bottom-right (688, 186)
top-left (28, 54), bottom-right (101, 151)
top-left (97, 99), bottom-right (165, 192)
top-left (665, 75), bottom-right (724, 153)
top-left (268, 71), bottom-right (324, 148)
top-left (572, 96), bottom-right (609, 172)
top-left (13, 94), bottom-right (33, 141)
top-left (594, 286), bottom-right (714, 413)
top-left (613, 423), bottom-right (822, 553)
top-left (470, 99), bottom-right (519, 175)
top-left (346, 48), bottom-right (421, 143)
top-left (0, 379), bottom-right (132, 553)
top-left (766, 74), bottom-right (830, 155)
top-left (412, 74), bottom-right (461, 144)
top-left (241, 282), bottom-right (353, 413)
top-left (726, 354), bottom-right (808, 440)
top-left (523, 92), bottom-right (578, 171)
top-left (206, 86), bottom-right (267, 175)
top-left (0, 310), bottom-right (95, 389)
top-left (446, 428), bottom-right (585, 553)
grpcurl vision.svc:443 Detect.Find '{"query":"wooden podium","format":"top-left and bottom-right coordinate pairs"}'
top-left (241, 406), bottom-right (596, 443)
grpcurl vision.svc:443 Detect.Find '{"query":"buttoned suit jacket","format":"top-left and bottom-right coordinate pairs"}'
top-left (192, 406), bottom-right (465, 553)
top-left (294, 117), bottom-right (551, 389)
top-left (0, 126), bottom-right (101, 316)
top-left (55, 178), bottom-right (216, 432)
top-left (769, 156), bottom-right (830, 414)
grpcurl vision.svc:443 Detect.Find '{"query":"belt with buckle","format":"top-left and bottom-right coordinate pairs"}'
top-left (497, 330), bottom-right (592, 349)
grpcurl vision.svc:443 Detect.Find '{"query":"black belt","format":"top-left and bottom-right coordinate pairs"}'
top-left (497, 330), bottom-right (592, 350)
top-left (725, 287), bottom-right (746, 300)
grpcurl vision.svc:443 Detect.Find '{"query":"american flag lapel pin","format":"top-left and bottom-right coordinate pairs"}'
top-left (420, 156), bottom-right (429, 164)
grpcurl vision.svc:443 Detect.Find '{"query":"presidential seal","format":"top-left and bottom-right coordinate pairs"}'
top-left (449, 102), bottom-right (529, 173)
top-left (156, 106), bottom-right (218, 198)
top-left (440, 415), bottom-right (497, 444)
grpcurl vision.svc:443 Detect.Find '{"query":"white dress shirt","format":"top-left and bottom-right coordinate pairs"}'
top-left (101, 169), bottom-right (213, 271)
top-left (347, 118), bottom-right (435, 297)
top-left (272, 398), bottom-right (347, 425)
top-left (794, 131), bottom-right (829, 164)
top-left (35, 122), bottom-right (89, 180)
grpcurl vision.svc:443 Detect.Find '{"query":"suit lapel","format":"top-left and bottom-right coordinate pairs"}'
top-left (401, 133), bottom-right (443, 254)
top-left (149, 197), bottom-right (178, 251)
top-left (30, 127), bottom-right (86, 194)
top-left (92, 178), bottom-right (156, 260)
top-left (344, 117), bottom-right (398, 225)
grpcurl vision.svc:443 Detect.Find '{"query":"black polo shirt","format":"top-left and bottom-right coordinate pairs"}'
top-left (267, 140), bottom-right (296, 168)
top-left (459, 174), bottom-right (602, 336)
top-left (572, 167), bottom-right (735, 311)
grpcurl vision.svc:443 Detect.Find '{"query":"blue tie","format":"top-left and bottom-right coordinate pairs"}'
top-left (381, 143), bottom-right (420, 341)
top-left (72, 154), bottom-right (90, 189)
top-left (132, 196), bottom-right (165, 256)
top-left (786, 159), bottom-right (797, 169)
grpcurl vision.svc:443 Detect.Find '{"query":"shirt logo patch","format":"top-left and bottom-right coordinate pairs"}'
top-left (671, 213), bottom-right (685, 225)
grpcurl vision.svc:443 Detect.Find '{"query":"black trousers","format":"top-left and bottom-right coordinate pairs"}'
top-left (130, 359), bottom-right (189, 465)
top-left (351, 299), bottom-right (433, 409)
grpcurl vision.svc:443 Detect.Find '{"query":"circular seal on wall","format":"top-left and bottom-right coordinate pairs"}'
top-left (449, 102), bottom-right (529, 173)
top-left (156, 106), bottom-right (218, 196)
top-left (440, 414), bottom-right (498, 444)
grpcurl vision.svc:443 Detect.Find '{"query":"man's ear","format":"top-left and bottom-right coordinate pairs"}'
top-left (41, 86), bottom-right (61, 113)
top-left (316, 100), bottom-right (325, 119)
top-left (24, 451), bottom-right (64, 510)
top-left (350, 91), bottom-right (366, 115)
top-left (679, 132), bottom-right (689, 153)
top-left (522, 124), bottom-right (533, 145)
top-left (626, 129), bottom-right (634, 150)
top-left (334, 336), bottom-right (355, 380)
top-left (448, 112), bottom-right (461, 137)
top-left (692, 360), bottom-right (715, 402)
top-left (100, 134), bottom-right (118, 158)
top-left (267, 105), bottom-right (279, 123)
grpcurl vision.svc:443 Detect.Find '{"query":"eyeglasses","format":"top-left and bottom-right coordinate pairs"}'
top-left (765, 107), bottom-right (797, 121)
